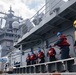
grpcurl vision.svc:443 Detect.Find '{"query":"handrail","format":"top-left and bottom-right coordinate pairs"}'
top-left (30, 0), bottom-right (52, 20)
top-left (13, 58), bottom-right (74, 68)
top-left (30, 0), bottom-right (63, 21)
top-left (11, 58), bottom-right (75, 73)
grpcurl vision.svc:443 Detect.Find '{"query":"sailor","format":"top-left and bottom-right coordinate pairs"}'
top-left (30, 52), bottom-right (36, 65)
top-left (38, 50), bottom-right (45, 63)
top-left (47, 45), bottom-right (56, 61)
top-left (26, 53), bottom-right (31, 65)
top-left (51, 32), bottom-right (70, 59)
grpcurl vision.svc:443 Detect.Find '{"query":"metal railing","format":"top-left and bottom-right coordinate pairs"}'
top-left (11, 58), bottom-right (76, 73)
top-left (19, 0), bottom-right (68, 37)
top-left (29, 0), bottom-right (67, 23)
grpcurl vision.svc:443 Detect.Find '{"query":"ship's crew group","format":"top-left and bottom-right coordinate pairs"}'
top-left (26, 31), bottom-right (71, 65)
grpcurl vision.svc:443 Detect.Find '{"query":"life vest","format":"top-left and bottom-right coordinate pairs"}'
top-left (38, 52), bottom-right (44, 59)
top-left (30, 54), bottom-right (36, 60)
top-left (48, 48), bottom-right (55, 56)
top-left (58, 35), bottom-right (70, 47)
top-left (26, 56), bottom-right (30, 62)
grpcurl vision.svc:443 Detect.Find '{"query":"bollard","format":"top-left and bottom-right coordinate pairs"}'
top-left (16, 68), bottom-right (20, 73)
top-left (20, 68), bottom-right (23, 73)
top-left (47, 63), bottom-right (56, 72)
top-left (35, 65), bottom-right (41, 73)
top-left (57, 61), bottom-right (66, 72)
top-left (30, 66), bottom-right (34, 73)
top-left (26, 66), bottom-right (30, 73)
top-left (66, 59), bottom-right (74, 72)
top-left (41, 64), bottom-right (47, 73)
top-left (23, 67), bottom-right (26, 73)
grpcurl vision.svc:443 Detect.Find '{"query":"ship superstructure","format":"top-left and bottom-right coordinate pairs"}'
top-left (0, 6), bottom-right (23, 57)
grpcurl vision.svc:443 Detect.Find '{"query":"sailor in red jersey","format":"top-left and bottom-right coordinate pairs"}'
top-left (30, 52), bottom-right (36, 65)
top-left (38, 50), bottom-right (45, 63)
top-left (26, 53), bottom-right (31, 65)
top-left (52, 32), bottom-right (70, 59)
top-left (47, 45), bottom-right (56, 61)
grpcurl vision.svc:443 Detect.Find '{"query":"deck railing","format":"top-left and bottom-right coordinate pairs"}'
top-left (11, 58), bottom-right (76, 74)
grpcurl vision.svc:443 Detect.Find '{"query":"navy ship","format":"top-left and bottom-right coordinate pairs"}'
top-left (1, 0), bottom-right (76, 75)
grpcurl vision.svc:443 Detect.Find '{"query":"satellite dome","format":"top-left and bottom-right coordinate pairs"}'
top-left (12, 21), bottom-right (19, 29)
